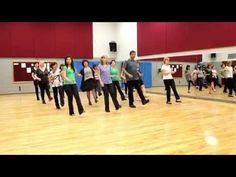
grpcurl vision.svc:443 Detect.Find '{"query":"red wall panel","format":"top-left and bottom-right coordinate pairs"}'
top-left (0, 23), bottom-right (12, 56)
top-left (34, 23), bottom-right (56, 58)
top-left (0, 22), bottom-right (93, 58)
top-left (137, 22), bottom-right (236, 56)
top-left (10, 23), bottom-right (35, 57)
top-left (74, 22), bottom-right (93, 58)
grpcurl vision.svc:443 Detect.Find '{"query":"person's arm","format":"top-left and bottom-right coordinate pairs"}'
top-left (137, 70), bottom-right (142, 77)
top-left (122, 67), bottom-right (133, 78)
top-left (31, 72), bottom-right (37, 80)
top-left (77, 71), bottom-right (82, 77)
top-left (61, 70), bottom-right (72, 82)
top-left (34, 70), bottom-right (41, 81)
top-left (161, 68), bottom-right (174, 76)
top-left (97, 67), bottom-right (104, 87)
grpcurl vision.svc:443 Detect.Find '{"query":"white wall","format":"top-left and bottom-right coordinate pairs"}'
top-left (92, 22), bottom-right (137, 61)
top-left (116, 22), bottom-right (137, 61)
top-left (93, 22), bottom-right (118, 59)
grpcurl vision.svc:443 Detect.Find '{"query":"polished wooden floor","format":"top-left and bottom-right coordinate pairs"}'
top-left (147, 86), bottom-right (236, 103)
top-left (0, 92), bottom-right (236, 154)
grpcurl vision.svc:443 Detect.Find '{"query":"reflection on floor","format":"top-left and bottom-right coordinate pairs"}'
top-left (147, 86), bottom-right (236, 104)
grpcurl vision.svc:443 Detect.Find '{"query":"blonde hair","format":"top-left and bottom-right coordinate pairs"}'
top-left (100, 55), bottom-right (109, 65)
top-left (163, 57), bottom-right (170, 64)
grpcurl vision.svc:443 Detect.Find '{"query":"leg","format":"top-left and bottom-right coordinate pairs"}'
top-left (112, 81), bottom-right (118, 100)
top-left (71, 84), bottom-right (84, 114)
top-left (124, 83), bottom-right (128, 95)
top-left (64, 85), bottom-right (74, 115)
top-left (87, 91), bottom-right (92, 105)
top-left (108, 84), bottom-right (120, 109)
top-left (39, 83), bottom-right (45, 103)
top-left (188, 81), bottom-right (191, 92)
top-left (199, 78), bottom-right (203, 91)
top-left (127, 81), bottom-right (135, 106)
top-left (53, 87), bottom-right (60, 108)
top-left (170, 79), bottom-right (180, 100)
top-left (228, 78), bottom-right (233, 96)
top-left (115, 81), bottom-right (126, 100)
top-left (164, 80), bottom-right (171, 103)
top-left (134, 80), bottom-right (146, 103)
top-left (58, 86), bottom-right (64, 106)
top-left (91, 89), bottom-right (97, 102)
top-left (45, 83), bottom-right (52, 100)
top-left (102, 84), bottom-right (110, 112)
top-left (34, 81), bottom-right (40, 100)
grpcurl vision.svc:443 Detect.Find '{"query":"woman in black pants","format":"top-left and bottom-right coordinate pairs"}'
top-left (184, 65), bottom-right (195, 93)
top-left (35, 60), bottom-right (53, 104)
top-left (161, 57), bottom-right (181, 104)
top-left (98, 55), bottom-right (121, 112)
top-left (224, 61), bottom-right (236, 97)
top-left (61, 56), bottom-right (85, 116)
top-left (31, 62), bottom-right (40, 100)
top-left (110, 60), bottom-right (126, 101)
top-left (49, 62), bottom-right (64, 109)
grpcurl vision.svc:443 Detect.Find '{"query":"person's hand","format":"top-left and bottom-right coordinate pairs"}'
top-left (171, 71), bottom-right (176, 74)
top-left (128, 74), bottom-right (133, 78)
top-left (37, 78), bottom-right (41, 81)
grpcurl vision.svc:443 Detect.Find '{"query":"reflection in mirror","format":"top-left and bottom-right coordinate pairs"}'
top-left (144, 53), bottom-right (236, 104)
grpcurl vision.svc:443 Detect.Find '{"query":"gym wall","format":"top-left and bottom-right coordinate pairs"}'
top-left (138, 22), bottom-right (236, 56)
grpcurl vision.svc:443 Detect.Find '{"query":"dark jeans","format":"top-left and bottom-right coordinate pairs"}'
top-left (226, 78), bottom-right (236, 95)
top-left (102, 84), bottom-right (120, 111)
top-left (222, 78), bottom-right (228, 92)
top-left (64, 84), bottom-right (84, 115)
top-left (112, 80), bottom-right (126, 100)
top-left (39, 82), bottom-right (51, 102)
top-left (197, 78), bottom-right (204, 91)
top-left (163, 79), bottom-right (180, 102)
top-left (33, 80), bottom-right (40, 100)
top-left (127, 80), bottom-right (146, 106)
top-left (52, 86), bottom-right (65, 108)
top-left (188, 80), bottom-right (195, 91)
top-left (124, 83), bottom-right (128, 94)
top-left (95, 80), bottom-right (102, 97)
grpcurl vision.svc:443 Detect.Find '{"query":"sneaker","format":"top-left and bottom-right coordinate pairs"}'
top-left (79, 109), bottom-right (85, 115)
top-left (166, 101), bottom-right (172, 104)
top-left (42, 101), bottom-right (46, 104)
top-left (116, 105), bottom-right (122, 110)
top-left (176, 100), bottom-right (182, 103)
top-left (142, 99), bottom-right (150, 105)
top-left (228, 94), bottom-right (234, 97)
top-left (129, 105), bottom-right (136, 108)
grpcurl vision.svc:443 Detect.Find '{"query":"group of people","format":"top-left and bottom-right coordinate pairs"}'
top-left (31, 50), bottom-right (151, 116)
top-left (184, 61), bottom-right (236, 97)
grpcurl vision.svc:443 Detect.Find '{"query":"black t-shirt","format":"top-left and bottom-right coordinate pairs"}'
top-left (36, 68), bottom-right (49, 84)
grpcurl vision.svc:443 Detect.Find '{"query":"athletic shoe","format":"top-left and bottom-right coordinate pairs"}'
top-left (129, 105), bottom-right (136, 108)
top-left (142, 99), bottom-right (150, 105)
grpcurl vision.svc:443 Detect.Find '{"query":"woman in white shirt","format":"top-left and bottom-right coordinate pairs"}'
top-left (224, 61), bottom-right (236, 97)
top-left (161, 57), bottom-right (181, 104)
top-left (49, 62), bottom-right (64, 109)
